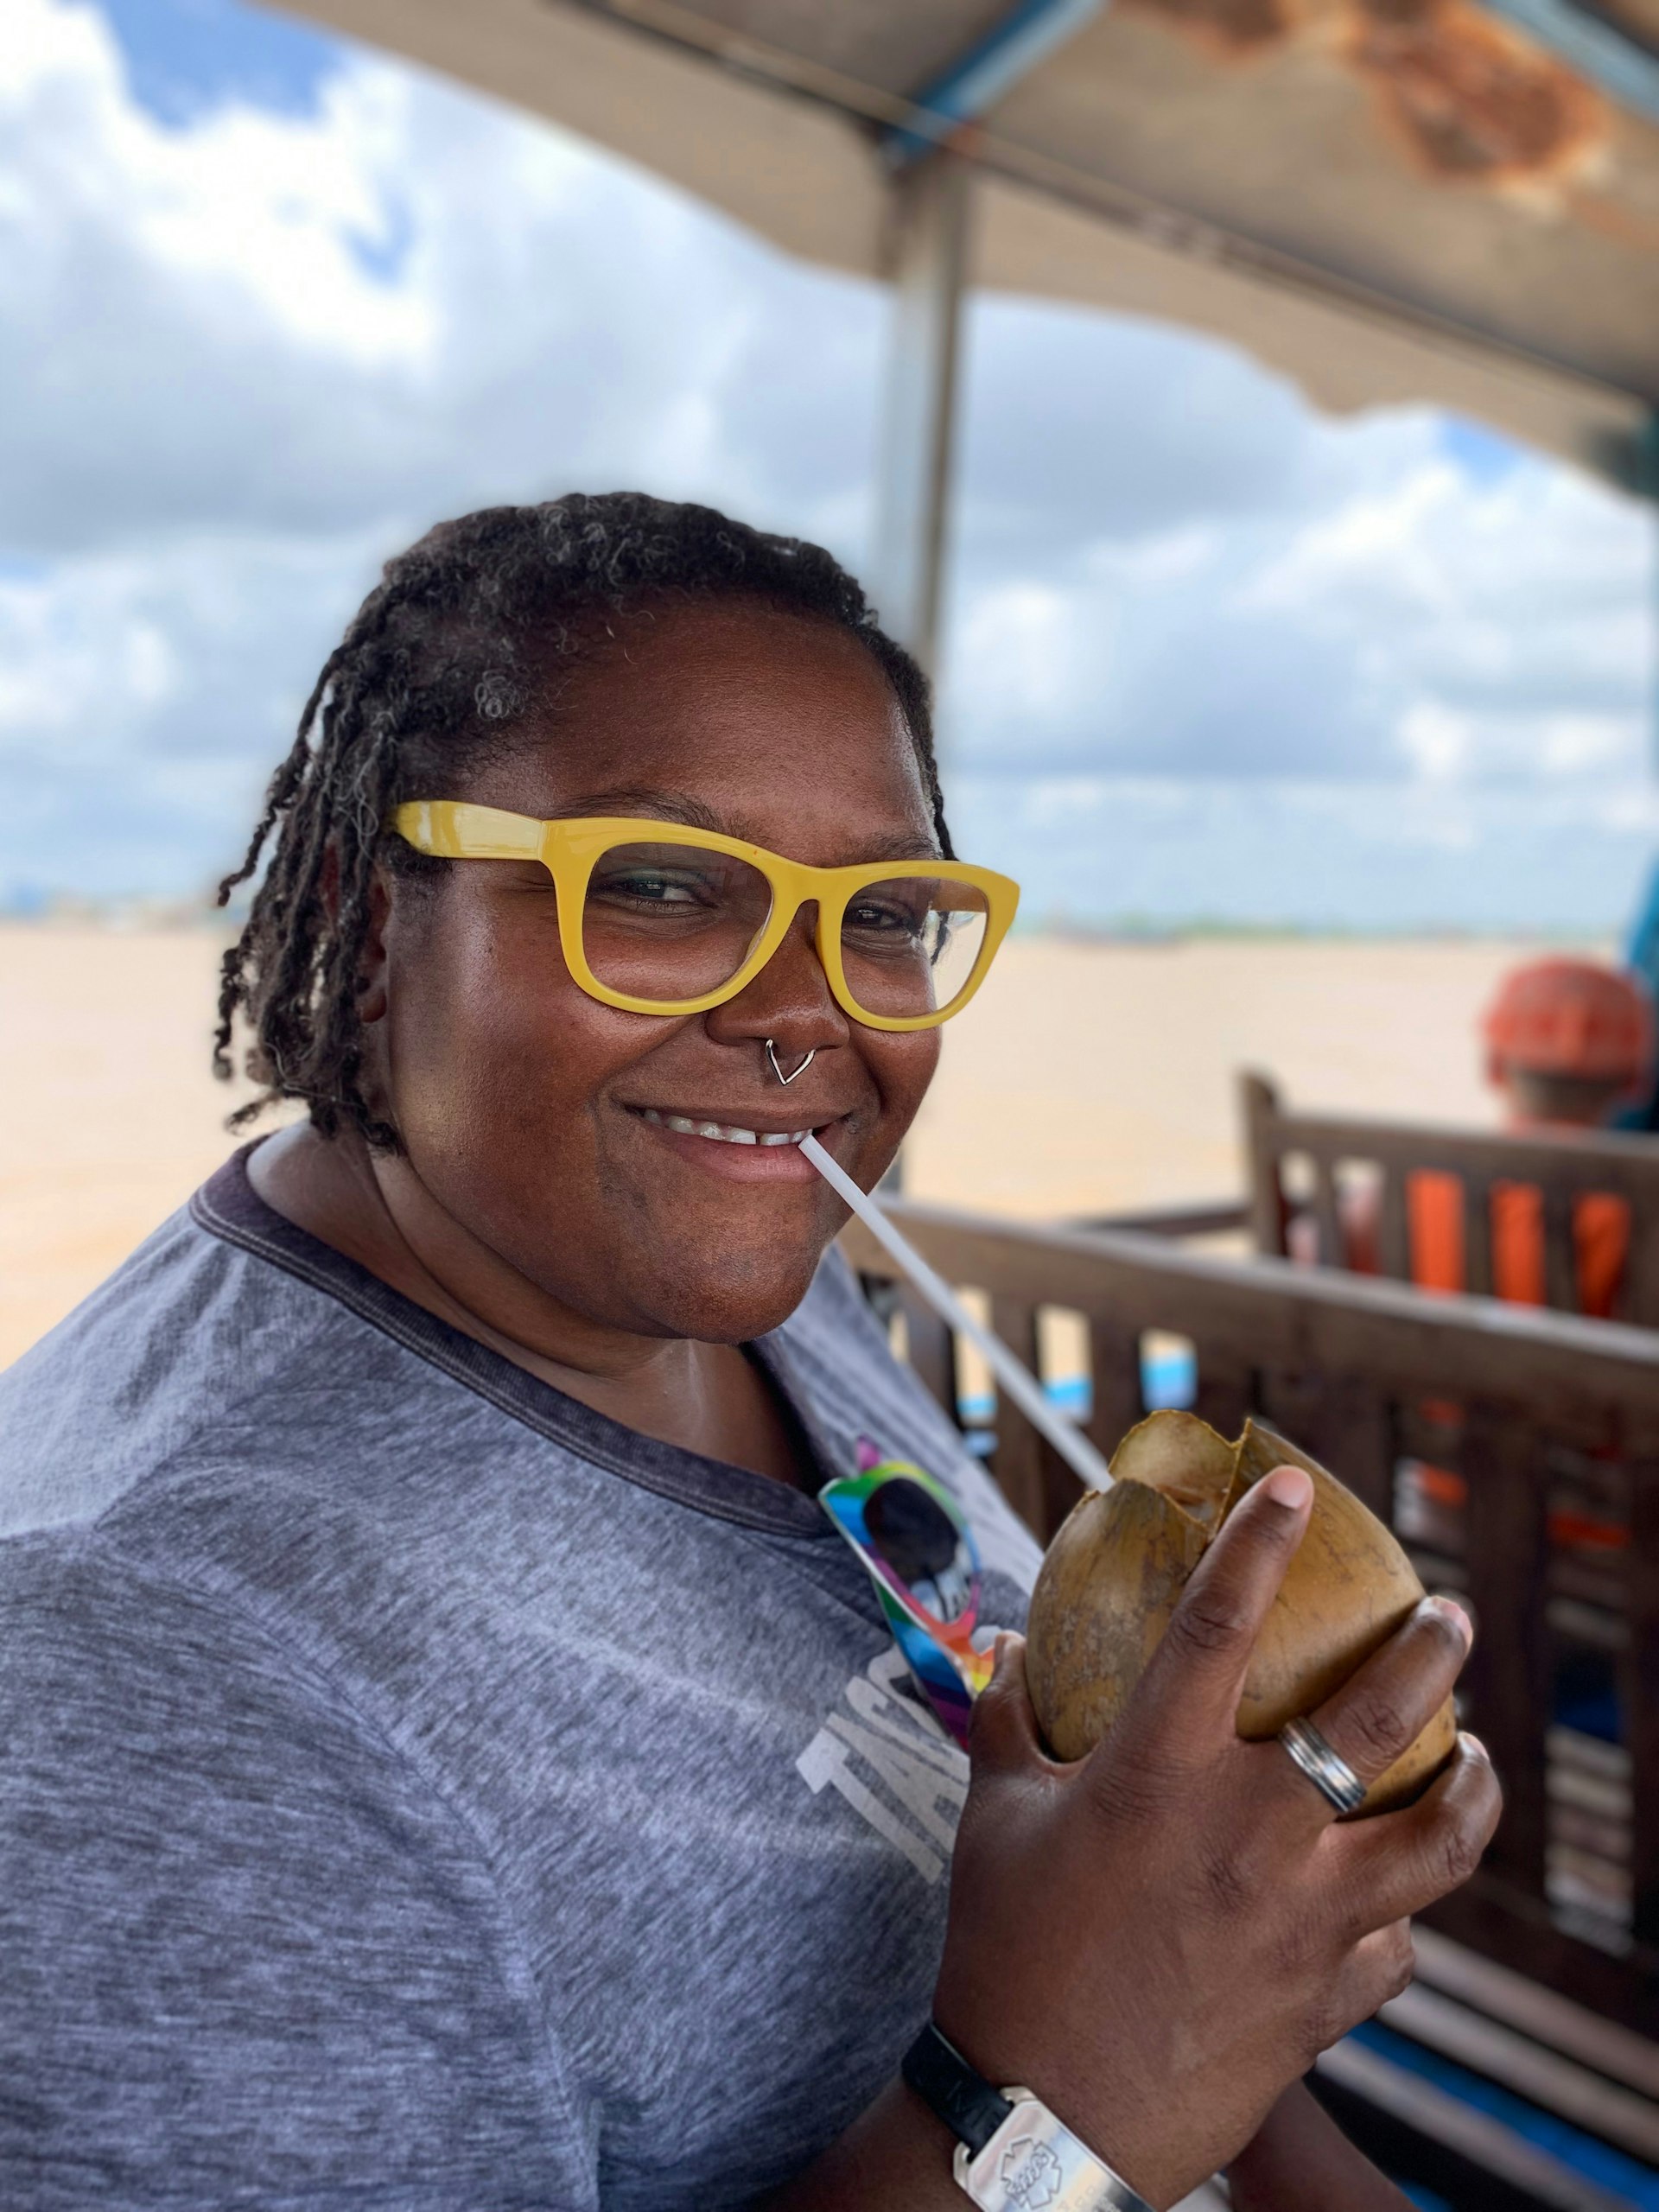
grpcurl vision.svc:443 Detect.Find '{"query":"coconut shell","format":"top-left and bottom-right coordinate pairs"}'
top-left (1025, 1410), bottom-right (1458, 1815)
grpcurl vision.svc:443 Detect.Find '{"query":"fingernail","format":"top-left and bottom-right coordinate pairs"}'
top-left (1425, 1596), bottom-right (1473, 1649)
top-left (1264, 1466), bottom-right (1313, 1512)
top-left (1462, 1732), bottom-right (1489, 1761)
top-left (993, 1631), bottom-right (1013, 1669)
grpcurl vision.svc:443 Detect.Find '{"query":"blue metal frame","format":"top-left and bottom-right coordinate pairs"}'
top-left (1478, 0), bottom-right (1659, 129)
top-left (883, 0), bottom-right (1106, 167)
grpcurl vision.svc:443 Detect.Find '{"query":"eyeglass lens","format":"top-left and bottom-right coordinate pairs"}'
top-left (863, 1478), bottom-right (976, 1625)
top-left (581, 842), bottom-right (989, 1017)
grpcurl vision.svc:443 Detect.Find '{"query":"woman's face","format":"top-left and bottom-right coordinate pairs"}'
top-left (364, 597), bottom-right (944, 1344)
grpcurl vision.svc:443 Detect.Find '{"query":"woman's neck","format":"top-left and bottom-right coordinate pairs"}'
top-left (246, 1122), bottom-right (815, 1487)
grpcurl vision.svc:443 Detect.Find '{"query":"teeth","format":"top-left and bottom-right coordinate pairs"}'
top-left (639, 1109), bottom-right (810, 1147)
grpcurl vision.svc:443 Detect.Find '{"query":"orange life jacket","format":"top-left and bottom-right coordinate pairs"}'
top-left (1405, 1168), bottom-right (1629, 1319)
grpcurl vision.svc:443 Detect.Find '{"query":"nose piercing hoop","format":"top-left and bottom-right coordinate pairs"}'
top-left (766, 1039), bottom-right (817, 1087)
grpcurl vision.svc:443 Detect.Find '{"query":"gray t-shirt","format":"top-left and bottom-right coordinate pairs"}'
top-left (0, 1147), bottom-right (1039, 2209)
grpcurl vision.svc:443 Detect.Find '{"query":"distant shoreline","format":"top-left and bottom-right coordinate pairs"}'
top-left (0, 910), bottom-right (1615, 950)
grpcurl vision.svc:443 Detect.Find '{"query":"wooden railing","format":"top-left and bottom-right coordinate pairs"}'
top-left (840, 1197), bottom-right (1659, 2040)
top-left (1243, 1070), bottom-right (1659, 1325)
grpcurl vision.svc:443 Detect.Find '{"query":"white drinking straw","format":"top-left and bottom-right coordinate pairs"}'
top-left (799, 1133), bottom-right (1113, 1492)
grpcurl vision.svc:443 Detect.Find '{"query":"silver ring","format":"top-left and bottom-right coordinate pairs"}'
top-left (1278, 1715), bottom-right (1367, 1817)
top-left (766, 1039), bottom-right (816, 1086)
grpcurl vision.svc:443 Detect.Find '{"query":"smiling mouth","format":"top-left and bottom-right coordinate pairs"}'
top-left (636, 1108), bottom-right (817, 1148)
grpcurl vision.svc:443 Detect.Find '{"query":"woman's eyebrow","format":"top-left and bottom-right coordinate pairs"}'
top-left (555, 789), bottom-right (942, 863)
top-left (556, 787), bottom-right (726, 832)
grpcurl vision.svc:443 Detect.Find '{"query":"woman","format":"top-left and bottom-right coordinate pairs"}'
top-left (0, 493), bottom-right (1497, 2209)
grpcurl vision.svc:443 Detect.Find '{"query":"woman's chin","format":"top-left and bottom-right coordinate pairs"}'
top-left (623, 1249), bottom-right (830, 1346)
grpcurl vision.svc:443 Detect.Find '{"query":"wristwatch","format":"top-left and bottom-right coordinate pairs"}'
top-left (902, 2022), bottom-right (1155, 2212)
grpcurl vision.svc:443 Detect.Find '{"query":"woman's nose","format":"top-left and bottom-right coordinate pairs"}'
top-left (704, 906), bottom-right (850, 1058)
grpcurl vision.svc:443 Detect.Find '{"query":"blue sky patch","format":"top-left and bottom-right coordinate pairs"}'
top-left (1439, 415), bottom-right (1522, 485)
top-left (68, 0), bottom-right (342, 130)
top-left (346, 193), bottom-right (416, 286)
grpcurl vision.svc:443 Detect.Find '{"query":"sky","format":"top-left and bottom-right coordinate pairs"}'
top-left (3, 0), bottom-right (1656, 931)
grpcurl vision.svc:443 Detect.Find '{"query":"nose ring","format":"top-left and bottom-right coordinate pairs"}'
top-left (766, 1039), bottom-right (817, 1087)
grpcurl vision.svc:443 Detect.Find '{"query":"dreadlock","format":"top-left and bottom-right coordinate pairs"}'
top-left (213, 491), bottom-right (946, 1149)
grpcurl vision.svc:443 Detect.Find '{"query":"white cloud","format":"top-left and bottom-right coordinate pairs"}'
top-left (2, 0), bottom-right (1655, 930)
top-left (1, 0), bottom-right (885, 560)
top-left (944, 375), bottom-right (1652, 789)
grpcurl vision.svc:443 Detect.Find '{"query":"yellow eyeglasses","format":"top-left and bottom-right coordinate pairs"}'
top-left (391, 802), bottom-right (1019, 1033)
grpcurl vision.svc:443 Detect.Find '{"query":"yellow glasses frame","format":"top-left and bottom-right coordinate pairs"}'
top-left (391, 801), bottom-right (1020, 1033)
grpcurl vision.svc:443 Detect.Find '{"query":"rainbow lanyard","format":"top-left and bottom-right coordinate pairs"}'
top-left (819, 1439), bottom-right (993, 1747)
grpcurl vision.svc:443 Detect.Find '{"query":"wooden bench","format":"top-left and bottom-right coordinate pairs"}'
top-left (840, 1198), bottom-right (1659, 2202)
top-left (1241, 1070), bottom-right (1659, 1325)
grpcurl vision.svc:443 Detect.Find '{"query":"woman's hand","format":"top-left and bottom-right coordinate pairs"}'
top-left (931, 1465), bottom-right (1500, 2210)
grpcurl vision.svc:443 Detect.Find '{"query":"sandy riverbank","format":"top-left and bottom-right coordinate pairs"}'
top-left (0, 923), bottom-right (1568, 1367)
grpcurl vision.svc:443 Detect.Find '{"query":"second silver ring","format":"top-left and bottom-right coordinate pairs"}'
top-left (1278, 1713), bottom-right (1367, 1817)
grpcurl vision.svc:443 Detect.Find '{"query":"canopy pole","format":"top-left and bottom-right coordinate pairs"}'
top-left (871, 156), bottom-right (969, 1199)
top-left (872, 153), bottom-right (971, 687)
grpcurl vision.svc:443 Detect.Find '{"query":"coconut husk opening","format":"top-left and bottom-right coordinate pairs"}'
top-left (1024, 1410), bottom-right (1457, 1814)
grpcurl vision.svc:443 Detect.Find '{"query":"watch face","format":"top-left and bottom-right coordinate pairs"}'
top-left (996, 2128), bottom-right (1065, 2209)
top-left (957, 2093), bottom-right (1152, 2212)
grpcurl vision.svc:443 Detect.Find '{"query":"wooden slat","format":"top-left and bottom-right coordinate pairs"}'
top-left (1625, 1456), bottom-right (1659, 1950)
top-left (1377, 1166), bottom-right (1410, 1281)
top-left (1411, 1927), bottom-right (1659, 2102)
top-left (1380, 1980), bottom-right (1659, 2164)
top-left (1084, 1319), bottom-right (1143, 1472)
top-left (1464, 1176), bottom-right (1495, 1300)
top-left (897, 1286), bottom-right (957, 1426)
top-left (1425, 1878), bottom-right (1659, 2039)
top-left (1624, 1203), bottom-right (1659, 1330)
top-left (1248, 1084), bottom-right (1659, 1325)
top-left (1192, 1357), bottom-right (1252, 1440)
top-left (1071, 1199), bottom-right (1248, 1240)
top-left (840, 1206), bottom-right (1659, 1451)
top-left (1543, 1189), bottom-right (1580, 1314)
top-left (1240, 1069), bottom-right (1287, 1257)
top-left (1252, 1096), bottom-right (1659, 1199)
top-left (1312, 1154), bottom-right (1343, 1268)
top-left (1307, 1374), bottom-right (1396, 1528)
top-left (1461, 1407), bottom-right (1552, 1898)
top-left (987, 1296), bottom-right (1046, 1540)
top-left (1314, 2037), bottom-right (1637, 2212)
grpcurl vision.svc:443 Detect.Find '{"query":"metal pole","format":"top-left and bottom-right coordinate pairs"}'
top-left (872, 152), bottom-right (971, 686)
top-left (872, 156), bottom-right (970, 1202)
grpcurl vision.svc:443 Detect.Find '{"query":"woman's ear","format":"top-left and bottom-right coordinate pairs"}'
top-left (355, 867), bottom-right (392, 1027)
top-left (318, 842), bottom-right (391, 1027)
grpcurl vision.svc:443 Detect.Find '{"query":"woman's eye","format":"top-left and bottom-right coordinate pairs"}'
top-left (846, 899), bottom-right (924, 937)
top-left (594, 872), bottom-right (703, 906)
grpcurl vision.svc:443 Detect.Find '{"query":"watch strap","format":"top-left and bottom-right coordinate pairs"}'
top-left (902, 2020), bottom-right (1157, 2212)
top-left (902, 2022), bottom-right (1012, 2156)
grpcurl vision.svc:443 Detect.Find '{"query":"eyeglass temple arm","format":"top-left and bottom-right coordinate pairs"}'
top-left (798, 1135), bottom-right (1113, 1493)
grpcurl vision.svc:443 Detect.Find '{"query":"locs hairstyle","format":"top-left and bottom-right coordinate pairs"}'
top-left (213, 492), bottom-right (945, 1151)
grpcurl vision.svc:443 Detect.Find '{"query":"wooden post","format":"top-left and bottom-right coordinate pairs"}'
top-left (1460, 1407), bottom-right (1551, 1899)
top-left (1313, 1153), bottom-right (1344, 1268)
top-left (988, 1295), bottom-right (1047, 1537)
top-left (1543, 1188), bottom-right (1579, 1313)
top-left (1308, 1376), bottom-right (1397, 1529)
top-left (899, 1286), bottom-right (959, 1427)
top-left (873, 154), bottom-right (969, 683)
top-left (1463, 1177), bottom-right (1494, 1299)
top-left (1085, 1319), bottom-right (1144, 1473)
top-left (1625, 1201), bottom-right (1659, 1327)
top-left (1376, 1167), bottom-right (1410, 1282)
top-left (1626, 1454), bottom-right (1659, 1948)
top-left (1240, 1070), bottom-right (1287, 1257)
